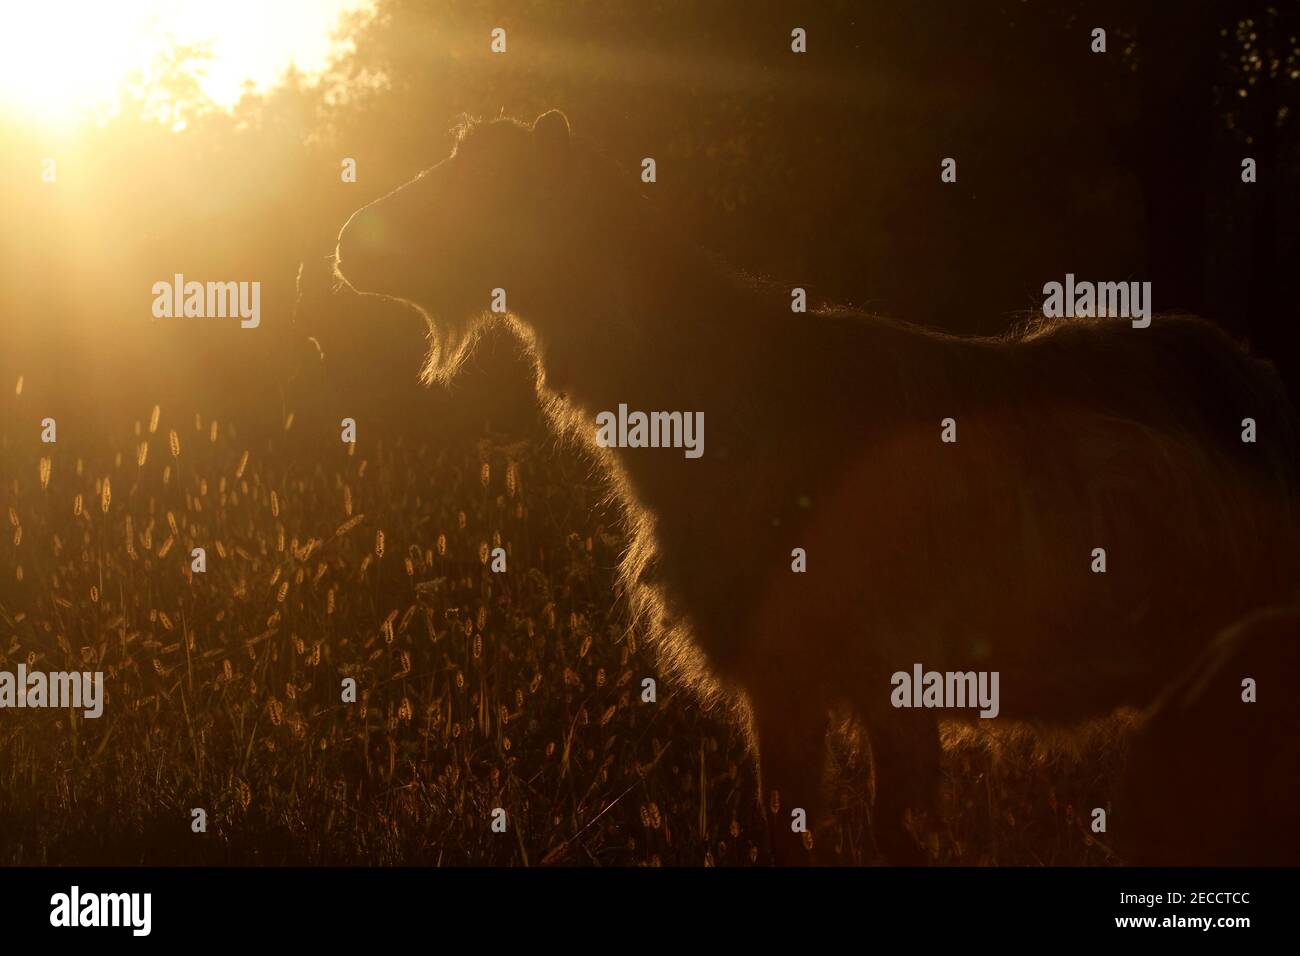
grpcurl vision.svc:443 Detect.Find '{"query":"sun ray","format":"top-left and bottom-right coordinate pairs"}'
top-left (0, 0), bottom-right (370, 127)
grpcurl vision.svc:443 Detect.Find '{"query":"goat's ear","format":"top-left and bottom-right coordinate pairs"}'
top-left (532, 109), bottom-right (570, 159)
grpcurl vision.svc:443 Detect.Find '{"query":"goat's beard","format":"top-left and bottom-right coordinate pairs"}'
top-left (418, 305), bottom-right (491, 387)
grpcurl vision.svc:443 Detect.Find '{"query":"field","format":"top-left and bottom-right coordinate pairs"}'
top-left (0, 403), bottom-right (1127, 865)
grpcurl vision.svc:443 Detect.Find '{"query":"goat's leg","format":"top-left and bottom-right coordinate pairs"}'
top-left (749, 684), bottom-right (830, 866)
top-left (864, 707), bottom-right (941, 865)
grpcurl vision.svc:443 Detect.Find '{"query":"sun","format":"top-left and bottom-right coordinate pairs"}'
top-left (0, 0), bottom-right (371, 128)
top-left (0, 3), bottom-right (146, 125)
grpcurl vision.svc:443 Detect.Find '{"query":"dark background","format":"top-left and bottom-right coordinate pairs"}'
top-left (2, 0), bottom-right (1297, 444)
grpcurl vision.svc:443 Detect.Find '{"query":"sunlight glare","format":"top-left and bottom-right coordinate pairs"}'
top-left (0, 0), bottom-right (371, 127)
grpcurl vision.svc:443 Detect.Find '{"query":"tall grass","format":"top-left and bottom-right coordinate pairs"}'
top-left (0, 407), bottom-right (1126, 865)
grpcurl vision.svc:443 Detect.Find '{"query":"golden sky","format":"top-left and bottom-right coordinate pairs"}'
top-left (0, 0), bottom-right (373, 126)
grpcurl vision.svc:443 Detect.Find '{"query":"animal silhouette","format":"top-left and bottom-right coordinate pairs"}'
top-left (335, 110), bottom-right (1300, 863)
